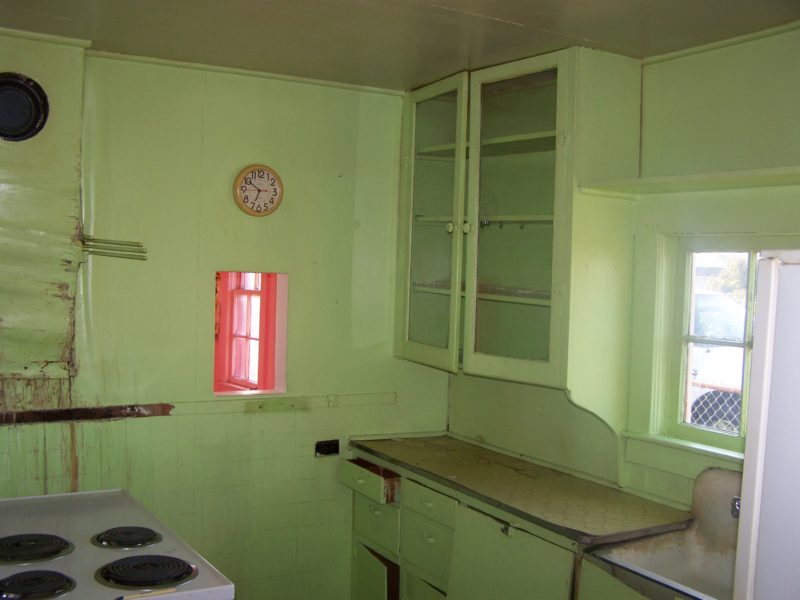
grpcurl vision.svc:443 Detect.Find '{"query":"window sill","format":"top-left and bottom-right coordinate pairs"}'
top-left (622, 431), bottom-right (744, 464)
top-left (213, 382), bottom-right (285, 396)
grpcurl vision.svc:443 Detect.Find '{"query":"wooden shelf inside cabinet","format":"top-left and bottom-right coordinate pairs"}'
top-left (416, 130), bottom-right (557, 158)
top-left (412, 282), bottom-right (551, 307)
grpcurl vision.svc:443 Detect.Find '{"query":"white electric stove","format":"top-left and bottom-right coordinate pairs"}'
top-left (0, 490), bottom-right (235, 599)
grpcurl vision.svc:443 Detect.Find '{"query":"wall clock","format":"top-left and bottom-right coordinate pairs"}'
top-left (233, 164), bottom-right (284, 217)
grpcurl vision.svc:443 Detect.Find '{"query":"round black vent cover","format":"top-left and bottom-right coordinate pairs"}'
top-left (0, 72), bottom-right (49, 142)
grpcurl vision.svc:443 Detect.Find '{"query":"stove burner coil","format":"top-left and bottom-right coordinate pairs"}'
top-left (91, 526), bottom-right (163, 549)
top-left (95, 555), bottom-right (198, 590)
top-left (0, 570), bottom-right (76, 599)
top-left (0, 535), bottom-right (74, 564)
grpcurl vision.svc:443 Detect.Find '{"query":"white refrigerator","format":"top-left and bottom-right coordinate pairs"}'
top-left (734, 250), bottom-right (800, 599)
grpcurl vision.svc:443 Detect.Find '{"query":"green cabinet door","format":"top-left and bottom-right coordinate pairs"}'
top-left (352, 543), bottom-right (399, 600)
top-left (396, 72), bottom-right (468, 373)
top-left (577, 559), bottom-right (647, 600)
top-left (462, 50), bottom-right (573, 388)
top-left (447, 505), bottom-right (573, 600)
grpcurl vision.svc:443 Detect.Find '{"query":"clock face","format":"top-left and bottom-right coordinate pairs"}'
top-left (233, 164), bottom-right (284, 217)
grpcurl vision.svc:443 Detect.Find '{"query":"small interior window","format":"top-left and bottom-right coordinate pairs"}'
top-left (214, 272), bottom-right (287, 395)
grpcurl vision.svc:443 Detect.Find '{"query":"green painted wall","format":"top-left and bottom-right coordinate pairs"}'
top-left (641, 24), bottom-right (800, 177)
top-left (449, 374), bottom-right (619, 485)
top-left (1, 39), bottom-right (450, 600)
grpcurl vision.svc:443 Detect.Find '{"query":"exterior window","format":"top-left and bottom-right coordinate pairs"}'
top-left (659, 236), bottom-right (800, 453)
top-left (214, 272), bottom-right (287, 394)
top-left (679, 252), bottom-right (755, 440)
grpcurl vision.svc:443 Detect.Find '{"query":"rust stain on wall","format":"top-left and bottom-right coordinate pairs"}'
top-left (0, 403), bottom-right (174, 425)
top-left (68, 422), bottom-right (79, 492)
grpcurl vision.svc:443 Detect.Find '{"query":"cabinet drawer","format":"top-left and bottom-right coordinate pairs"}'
top-left (401, 479), bottom-right (457, 528)
top-left (400, 511), bottom-right (453, 589)
top-left (405, 573), bottom-right (446, 600)
top-left (354, 493), bottom-right (399, 554)
top-left (340, 458), bottom-right (400, 504)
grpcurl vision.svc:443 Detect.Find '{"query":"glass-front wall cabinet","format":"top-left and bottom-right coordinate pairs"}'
top-left (398, 53), bottom-right (569, 386)
top-left (399, 73), bottom-right (468, 373)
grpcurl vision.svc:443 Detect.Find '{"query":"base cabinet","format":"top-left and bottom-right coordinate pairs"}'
top-left (404, 573), bottom-right (446, 600)
top-left (345, 458), bottom-right (576, 600)
top-left (353, 543), bottom-right (400, 600)
top-left (447, 505), bottom-right (573, 600)
top-left (577, 557), bottom-right (698, 600)
top-left (577, 559), bottom-right (645, 600)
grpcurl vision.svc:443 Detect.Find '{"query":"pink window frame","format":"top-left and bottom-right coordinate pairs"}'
top-left (214, 272), bottom-right (280, 393)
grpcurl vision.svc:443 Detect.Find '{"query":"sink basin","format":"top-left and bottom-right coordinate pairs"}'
top-left (590, 468), bottom-right (741, 600)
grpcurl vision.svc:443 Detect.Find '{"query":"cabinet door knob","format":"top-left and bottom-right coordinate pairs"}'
top-left (422, 500), bottom-right (435, 509)
top-left (423, 533), bottom-right (436, 544)
top-left (354, 476), bottom-right (365, 485)
top-left (370, 507), bottom-right (382, 517)
top-left (445, 222), bottom-right (455, 233)
top-left (462, 222), bottom-right (472, 234)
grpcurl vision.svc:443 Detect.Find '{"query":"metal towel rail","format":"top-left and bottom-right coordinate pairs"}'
top-left (81, 235), bottom-right (148, 261)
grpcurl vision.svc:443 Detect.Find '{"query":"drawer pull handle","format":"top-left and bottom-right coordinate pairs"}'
top-left (422, 500), bottom-right (435, 509)
top-left (423, 533), bottom-right (436, 544)
top-left (370, 508), bottom-right (382, 517)
top-left (354, 476), bottom-right (366, 485)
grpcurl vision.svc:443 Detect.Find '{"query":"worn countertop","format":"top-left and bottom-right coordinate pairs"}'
top-left (351, 435), bottom-right (692, 546)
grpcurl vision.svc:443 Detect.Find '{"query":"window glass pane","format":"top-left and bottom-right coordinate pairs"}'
top-left (473, 69), bottom-right (557, 361)
top-left (684, 342), bottom-right (744, 435)
top-left (249, 295), bottom-right (261, 338)
top-left (248, 339), bottom-right (259, 383)
top-left (243, 272), bottom-right (258, 290)
top-left (233, 295), bottom-right (247, 336)
top-left (689, 252), bottom-right (748, 342)
top-left (231, 337), bottom-right (246, 379)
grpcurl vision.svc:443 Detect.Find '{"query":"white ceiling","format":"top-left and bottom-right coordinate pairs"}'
top-left (2, 0), bottom-right (799, 90)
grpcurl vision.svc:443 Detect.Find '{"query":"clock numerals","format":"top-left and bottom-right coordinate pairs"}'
top-left (234, 164), bottom-right (282, 216)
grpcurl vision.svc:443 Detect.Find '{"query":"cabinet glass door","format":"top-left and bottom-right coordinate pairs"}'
top-left (398, 73), bottom-right (468, 372)
top-left (463, 54), bottom-right (568, 384)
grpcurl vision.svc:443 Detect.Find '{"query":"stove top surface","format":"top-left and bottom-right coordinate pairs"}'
top-left (0, 490), bottom-right (234, 599)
